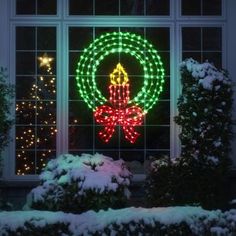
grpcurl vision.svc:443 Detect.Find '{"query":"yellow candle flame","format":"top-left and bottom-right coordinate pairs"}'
top-left (110, 63), bottom-right (129, 85)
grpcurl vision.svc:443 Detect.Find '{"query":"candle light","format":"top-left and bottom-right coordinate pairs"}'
top-left (109, 63), bottom-right (130, 108)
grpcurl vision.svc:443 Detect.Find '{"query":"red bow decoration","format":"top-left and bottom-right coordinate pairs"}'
top-left (94, 105), bottom-right (144, 143)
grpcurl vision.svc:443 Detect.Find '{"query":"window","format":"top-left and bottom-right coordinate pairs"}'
top-left (2, 0), bottom-right (226, 179)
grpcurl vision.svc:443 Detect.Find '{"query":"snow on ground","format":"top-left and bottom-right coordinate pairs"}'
top-left (0, 206), bottom-right (233, 235)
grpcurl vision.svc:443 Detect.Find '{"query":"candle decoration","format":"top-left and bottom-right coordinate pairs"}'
top-left (76, 31), bottom-right (165, 143)
top-left (94, 63), bottom-right (144, 143)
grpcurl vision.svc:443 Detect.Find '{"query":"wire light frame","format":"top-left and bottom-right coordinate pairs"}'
top-left (76, 31), bottom-right (165, 143)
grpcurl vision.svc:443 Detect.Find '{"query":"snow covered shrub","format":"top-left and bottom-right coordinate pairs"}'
top-left (176, 58), bottom-right (232, 164)
top-left (146, 59), bottom-right (233, 209)
top-left (25, 153), bottom-right (132, 213)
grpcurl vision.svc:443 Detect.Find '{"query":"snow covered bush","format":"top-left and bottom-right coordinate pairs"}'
top-left (1, 206), bottom-right (236, 236)
top-left (25, 153), bottom-right (132, 213)
top-left (176, 58), bottom-right (232, 163)
top-left (146, 59), bottom-right (233, 209)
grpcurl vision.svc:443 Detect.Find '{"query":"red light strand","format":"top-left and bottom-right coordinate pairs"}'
top-left (94, 104), bottom-right (143, 143)
top-left (94, 84), bottom-right (144, 144)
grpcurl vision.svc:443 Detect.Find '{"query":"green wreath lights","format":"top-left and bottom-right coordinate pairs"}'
top-left (76, 31), bottom-right (165, 113)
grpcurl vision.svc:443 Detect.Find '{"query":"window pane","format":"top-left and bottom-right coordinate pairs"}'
top-left (202, 0), bottom-right (221, 15)
top-left (146, 28), bottom-right (170, 51)
top-left (69, 126), bottom-right (94, 149)
top-left (146, 126), bottom-right (170, 149)
top-left (182, 0), bottom-right (222, 16)
top-left (16, 52), bottom-right (35, 75)
top-left (37, 0), bottom-right (57, 15)
top-left (16, 27), bottom-right (35, 50)
top-left (69, 53), bottom-right (79, 75)
top-left (203, 28), bottom-right (222, 51)
top-left (16, 126), bottom-right (36, 149)
top-left (95, 0), bottom-right (119, 15)
top-left (16, 101), bottom-right (36, 125)
top-left (16, 0), bottom-right (36, 14)
top-left (16, 150), bottom-right (36, 175)
top-left (16, 0), bottom-right (57, 15)
top-left (69, 27), bottom-right (93, 51)
top-left (37, 28), bottom-right (56, 50)
top-left (182, 28), bottom-right (201, 51)
top-left (37, 76), bottom-right (56, 100)
top-left (37, 126), bottom-right (57, 149)
top-left (182, 0), bottom-right (201, 15)
top-left (69, 101), bottom-right (93, 125)
top-left (146, 101), bottom-right (170, 125)
top-left (69, 0), bottom-right (93, 15)
top-left (37, 101), bottom-right (56, 125)
top-left (16, 77), bottom-right (36, 99)
top-left (146, 0), bottom-right (170, 15)
top-left (120, 0), bottom-right (144, 15)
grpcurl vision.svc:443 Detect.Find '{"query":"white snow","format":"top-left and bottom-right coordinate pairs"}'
top-left (229, 199), bottom-right (236, 205)
top-left (199, 75), bottom-right (215, 90)
top-left (207, 156), bottom-right (219, 164)
top-left (213, 139), bottom-right (222, 148)
top-left (181, 58), bottom-right (231, 90)
top-left (0, 206), bottom-right (231, 235)
top-left (26, 153), bottom-right (132, 208)
top-left (211, 226), bottom-right (229, 235)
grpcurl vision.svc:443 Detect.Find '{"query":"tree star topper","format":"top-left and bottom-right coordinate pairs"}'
top-left (76, 31), bottom-right (165, 143)
top-left (38, 53), bottom-right (53, 68)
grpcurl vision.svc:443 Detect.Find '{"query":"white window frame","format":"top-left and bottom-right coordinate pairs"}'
top-left (0, 0), bottom-right (230, 182)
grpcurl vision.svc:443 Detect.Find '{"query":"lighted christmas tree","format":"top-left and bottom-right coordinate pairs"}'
top-left (16, 53), bottom-right (57, 175)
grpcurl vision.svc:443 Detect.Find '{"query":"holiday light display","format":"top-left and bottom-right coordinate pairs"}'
top-left (38, 53), bottom-right (54, 69)
top-left (16, 53), bottom-right (56, 175)
top-left (94, 63), bottom-right (143, 143)
top-left (76, 31), bottom-right (165, 143)
top-left (76, 31), bottom-right (165, 113)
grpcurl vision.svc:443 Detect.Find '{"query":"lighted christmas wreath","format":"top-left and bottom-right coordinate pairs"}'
top-left (76, 31), bottom-right (165, 143)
